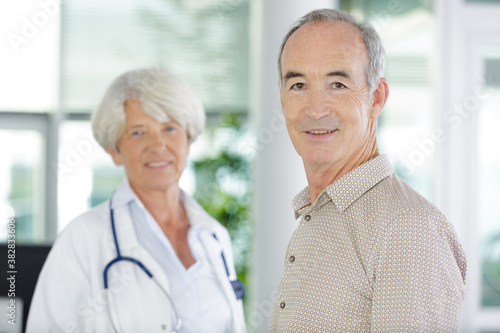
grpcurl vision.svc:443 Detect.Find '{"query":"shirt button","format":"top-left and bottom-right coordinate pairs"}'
top-left (304, 215), bottom-right (311, 221)
top-left (280, 302), bottom-right (286, 309)
top-left (191, 321), bottom-right (197, 327)
top-left (289, 255), bottom-right (295, 263)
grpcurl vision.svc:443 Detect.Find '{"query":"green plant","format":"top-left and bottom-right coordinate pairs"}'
top-left (191, 113), bottom-right (252, 285)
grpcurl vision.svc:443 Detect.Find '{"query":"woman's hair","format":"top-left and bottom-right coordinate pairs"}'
top-left (278, 9), bottom-right (386, 93)
top-left (91, 68), bottom-right (205, 150)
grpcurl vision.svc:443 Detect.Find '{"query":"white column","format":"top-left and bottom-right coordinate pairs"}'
top-left (247, 1), bottom-right (335, 331)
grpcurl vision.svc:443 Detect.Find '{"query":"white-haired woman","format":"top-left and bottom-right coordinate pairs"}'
top-left (27, 68), bottom-right (246, 333)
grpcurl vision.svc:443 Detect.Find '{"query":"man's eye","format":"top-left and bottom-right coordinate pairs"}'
top-left (333, 82), bottom-right (346, 89)
top-left (164, 125), bottom-right (176, 132)
top-left (291, 83), bottom-right (305, 90)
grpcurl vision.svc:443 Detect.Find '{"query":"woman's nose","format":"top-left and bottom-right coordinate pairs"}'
top-left (149, 131), bottom-right (167, 151)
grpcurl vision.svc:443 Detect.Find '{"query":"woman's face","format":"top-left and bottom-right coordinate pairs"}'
top-left (108, 99), bottom-right (189, 194)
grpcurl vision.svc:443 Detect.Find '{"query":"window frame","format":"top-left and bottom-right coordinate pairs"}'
top-left (436, 0), bottom-right (500, 330)
top-left (0, 112), bottom-right (56, 242)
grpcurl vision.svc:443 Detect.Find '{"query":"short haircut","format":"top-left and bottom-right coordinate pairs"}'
top-left (91, 68), bottom-right (205, 151)
top-left (278, 9), bottom-right (386, 93)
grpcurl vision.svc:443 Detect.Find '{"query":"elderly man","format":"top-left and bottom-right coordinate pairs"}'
top-left (268, 9), bottom-right (467, 332)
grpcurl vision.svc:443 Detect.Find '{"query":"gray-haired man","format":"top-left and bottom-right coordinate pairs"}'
top-left (268, 9), bottom-right (466, 332)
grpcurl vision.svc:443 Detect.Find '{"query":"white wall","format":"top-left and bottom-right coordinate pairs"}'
top-left (247, 1), bottom-right (335, 331)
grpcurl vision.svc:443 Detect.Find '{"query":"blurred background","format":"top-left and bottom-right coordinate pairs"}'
top-left (0, 0), bottom-right (499, 332)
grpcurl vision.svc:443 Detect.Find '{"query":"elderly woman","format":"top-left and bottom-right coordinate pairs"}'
top-left (27, 68), bottom-right (246, 333)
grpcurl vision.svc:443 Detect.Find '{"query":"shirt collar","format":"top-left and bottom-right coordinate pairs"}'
top-left (182, 193), bottom-right (217, 231)
top-left (110, 178), bottom-right (145, 210)
top-left (292, 154), bottom-right (394, 218)
top-left (110, 178), bottom-right (217, 231)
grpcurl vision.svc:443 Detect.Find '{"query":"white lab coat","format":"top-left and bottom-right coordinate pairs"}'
top-left (26, 192), bottom-right (246, 333)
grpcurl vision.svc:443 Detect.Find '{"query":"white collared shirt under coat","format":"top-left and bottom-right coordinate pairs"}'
top-left (26, 188), bottom-right (246, 333)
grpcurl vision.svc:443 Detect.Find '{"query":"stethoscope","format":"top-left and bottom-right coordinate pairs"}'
top-left (103, 198), bottom-right (245, 333)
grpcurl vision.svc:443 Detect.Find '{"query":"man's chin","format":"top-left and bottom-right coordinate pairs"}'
top-left (302, 151), bottom-right (341, 168)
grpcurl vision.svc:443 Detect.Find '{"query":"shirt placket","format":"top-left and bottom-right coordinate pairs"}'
top-left (276, 204), bottom-right (314, 323)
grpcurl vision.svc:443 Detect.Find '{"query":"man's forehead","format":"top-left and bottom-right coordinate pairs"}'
top-left (284, 21), bottom-right (365, 55)
top-left (281, 21), bottom-right (368, 75)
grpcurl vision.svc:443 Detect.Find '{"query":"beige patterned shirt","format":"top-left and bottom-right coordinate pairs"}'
top-left (268, 155), bottom-right (467, 332)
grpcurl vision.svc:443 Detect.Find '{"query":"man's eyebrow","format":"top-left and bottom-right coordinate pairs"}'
top-left (283, 70), bottom-right (353, 82)
top-left (326, 70), bottom-right (352, 81)
top-left (283, 71), bottom-right (304, 82)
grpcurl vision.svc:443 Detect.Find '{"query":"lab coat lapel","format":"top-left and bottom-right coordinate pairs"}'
top-left (184, 194), bottom-right (245, 331)
top-left (199, 232), bottom-right (240, 332)
top-left (111, 205), bottom-right (137, 249)
top-left (111, 205), bottom-right (171, 294)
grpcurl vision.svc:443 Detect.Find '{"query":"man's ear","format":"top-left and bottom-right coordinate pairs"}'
top-left (107, 147), bottom-right (123, 166)
top-left (369, 78), bottom-right (389, 119)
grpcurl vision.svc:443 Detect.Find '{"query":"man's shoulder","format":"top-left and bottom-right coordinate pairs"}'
top-left (382, 174), bottom-right (442, 215)
top-left (372, 174), bottom-right (460, 241)
top-left (377, 175), bottom-right (467, 280)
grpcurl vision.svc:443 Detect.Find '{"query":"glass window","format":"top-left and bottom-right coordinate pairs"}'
top-left (480, 46), bottom-right (500, 307)
top-left (0, 130), bottom-right (44, 243)
top-left (57, 121), bottom-right (124, 231)
top-left (466, 0), bottom-right (500, 3)
top-left (60, 0), bottom-right (249, 113)
top-left (1, 0), bottom-right (252, 295)
top-left (340, 0), bottom-right (436, 200)
top-left (0, 0), bottom-right (59, 112)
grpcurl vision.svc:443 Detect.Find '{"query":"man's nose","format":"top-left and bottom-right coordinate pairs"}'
top-left (305, 89), bottom-right (332, 119)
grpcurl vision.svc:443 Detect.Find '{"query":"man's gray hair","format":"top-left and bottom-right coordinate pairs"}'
top-left (278, 9), bottom-right (386, 93)
top-left (91, 68), bottom-right (205, 151)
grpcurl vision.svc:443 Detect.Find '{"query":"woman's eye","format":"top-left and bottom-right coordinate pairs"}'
top-left (131, 130), bottom-right (144, 136)
top-left (164, 125), bottom-right (176, 132)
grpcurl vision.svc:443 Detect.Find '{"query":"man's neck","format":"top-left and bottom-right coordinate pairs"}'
top-left (305, 146), bottom-right (380, 205)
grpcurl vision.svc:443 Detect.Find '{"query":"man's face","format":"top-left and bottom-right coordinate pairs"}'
top-left (280, 21), bottom-right (378, 169)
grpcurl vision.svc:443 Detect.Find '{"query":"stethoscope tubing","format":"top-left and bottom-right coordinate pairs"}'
top-left (103, 199), bottom-right (153, 288)
top-left (104, 199), bottom-right (181, 333)
top-left (102, 194), bottom-right (245, 332)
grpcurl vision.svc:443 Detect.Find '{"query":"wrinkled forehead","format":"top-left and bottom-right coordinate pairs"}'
top-left (281, 21), bottom-right (369, 78)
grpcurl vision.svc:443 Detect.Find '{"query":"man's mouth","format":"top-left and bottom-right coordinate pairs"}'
top-left (306, 130), bottom-right (336, 135)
